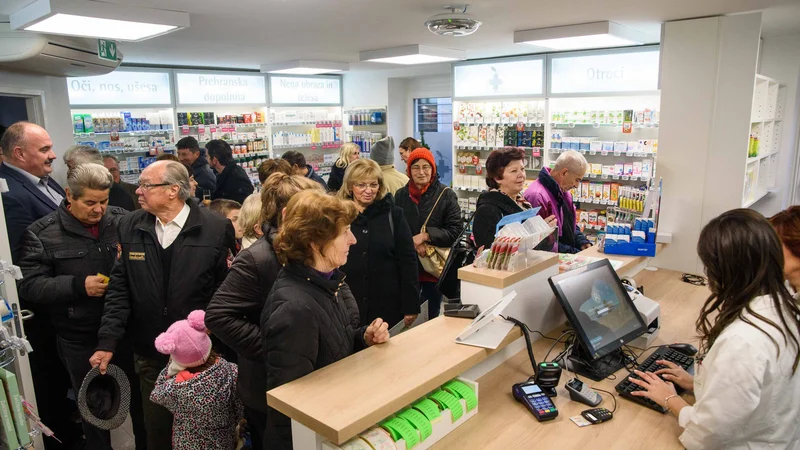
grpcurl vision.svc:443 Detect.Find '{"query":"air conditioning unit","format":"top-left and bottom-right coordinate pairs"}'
top-left (0, 26), bottom-right (121, 77)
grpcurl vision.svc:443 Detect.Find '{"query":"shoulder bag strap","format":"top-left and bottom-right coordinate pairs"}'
top-left (420, 187), bottom-right (449, 232)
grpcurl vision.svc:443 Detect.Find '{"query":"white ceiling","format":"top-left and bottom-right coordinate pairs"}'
top-left (2, 0), bottom-right (799, 71)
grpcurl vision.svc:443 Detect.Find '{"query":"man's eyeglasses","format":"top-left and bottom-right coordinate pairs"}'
top-left (138, 182), bottom-right (171, 190)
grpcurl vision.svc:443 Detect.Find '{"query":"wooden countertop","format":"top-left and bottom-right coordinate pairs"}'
top-left (268, 244), bottom-right (665, 446)
top-left (432, 268), bottom-right (708, 449)
top-left (266, 314), bottom-right (523, 445)
top-left (457, 251), bottom-right (558, 288)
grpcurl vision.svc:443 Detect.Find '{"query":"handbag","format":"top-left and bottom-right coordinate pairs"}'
top-left (418, 187), bottom-right (451, 278)
top-left (436, 212), bottom-right (477, 299)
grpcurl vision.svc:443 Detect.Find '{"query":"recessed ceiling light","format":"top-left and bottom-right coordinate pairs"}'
top-left (10, 0), bottom-right (189, 42)
top-left (360, 45), bottom-right (466, 65)
top-left (260, 60), bottom-right (349, 75)
top-left (514, 21), bottom-right (645, 51)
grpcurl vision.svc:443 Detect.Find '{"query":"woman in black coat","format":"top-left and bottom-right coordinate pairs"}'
top-left (395, 148), bottom-right (462, 319)
top-left (204, 173), bottom-right (324, 450)
top-left (261, 190), bottom-right (390, 449)
top-left (339, 159), bottom-right (420, 329)
top-left (327, 142), bottom-right (361, 192)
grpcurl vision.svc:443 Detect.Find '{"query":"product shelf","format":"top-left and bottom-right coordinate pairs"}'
top-left (73, 130), bottom-right (173, 138)
top-left (551, 122), bottom-right (658, 129)
top-left (271, 121), bottom-right (342, 127)
top-left (273, 142), bottom-right (342, 150)
top-left (549, 148), bottom-right (657, 158)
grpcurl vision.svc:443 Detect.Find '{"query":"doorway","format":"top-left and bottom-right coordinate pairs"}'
top-left (414, 97), bottom-right (453, 186)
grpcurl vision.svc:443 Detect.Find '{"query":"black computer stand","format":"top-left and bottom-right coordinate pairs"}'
top-left (558, 344), bottom-right (636, 381)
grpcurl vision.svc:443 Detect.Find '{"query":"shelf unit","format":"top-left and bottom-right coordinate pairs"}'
top-left (344, 107), bottom-right (387, 159)
top-left (269, 107), bottom-right (343, 181)
top-left (742, 74), bottom-right (786, 207)
top-left (70, 107), bottom-right (176, 184)
top-left (451, 95), bottom-right (660, 244)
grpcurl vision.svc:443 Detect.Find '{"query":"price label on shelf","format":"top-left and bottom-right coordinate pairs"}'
top-left (589, 151), bottom-right (596, 156)
top-left (622, 176), bottom-right (631, 180)
top-left (612, 175), bottom-right (620, 180)
top-left (198, 125), bottom-right (205, 134)
top-left (601, 151), bottom-right (608, 156)
top-left (181, 125), bottom-right (189, 135)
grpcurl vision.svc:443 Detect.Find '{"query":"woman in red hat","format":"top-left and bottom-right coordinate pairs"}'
top-left (395, 148), bottom-right (462, 319)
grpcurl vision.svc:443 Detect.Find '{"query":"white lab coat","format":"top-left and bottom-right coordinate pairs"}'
top-left (678, 294), bottom-right (800, 449)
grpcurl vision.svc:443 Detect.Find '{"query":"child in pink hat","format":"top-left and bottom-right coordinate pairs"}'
top-left (150, 310), bottom-right (242, 450)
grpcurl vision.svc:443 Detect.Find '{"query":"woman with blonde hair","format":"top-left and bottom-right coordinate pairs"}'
top-left (237, 193), bottom-right (263, 250)
top-left (261, 190), bottom-right (390, 448)
top-left (327, 142), bottom-right (360, 192)
top-left (205, 173), bottom-right (321, 450)
top-left (339, 159), bottom-right (420, 328)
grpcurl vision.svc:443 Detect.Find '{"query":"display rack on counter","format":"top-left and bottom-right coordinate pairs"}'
top-left (743, 74), bottom-right (786, 207)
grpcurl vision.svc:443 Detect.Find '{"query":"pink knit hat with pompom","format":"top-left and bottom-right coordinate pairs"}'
top-left (154, 310), bottom-right (211, 368)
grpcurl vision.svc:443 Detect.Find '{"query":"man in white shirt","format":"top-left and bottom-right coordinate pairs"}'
top-left (90, 161), bottom-right (234, 450)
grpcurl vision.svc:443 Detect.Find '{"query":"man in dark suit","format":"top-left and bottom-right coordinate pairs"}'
top-left (0, 121), bottom-right (64, 260)
top-left (0, 121), bottom-right (83, 448)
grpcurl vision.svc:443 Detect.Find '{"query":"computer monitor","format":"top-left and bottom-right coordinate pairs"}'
top-left (548, 259), bottom-right (647, 361)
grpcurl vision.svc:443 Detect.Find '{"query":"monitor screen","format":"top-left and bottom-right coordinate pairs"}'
top-left (548, 259), bottom-right (647, 360)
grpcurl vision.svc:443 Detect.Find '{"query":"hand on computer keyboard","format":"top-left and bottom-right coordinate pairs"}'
top-left (628, 370), bottom-right (677, 408)
top-left (654, 360), bottom-right (694, 391)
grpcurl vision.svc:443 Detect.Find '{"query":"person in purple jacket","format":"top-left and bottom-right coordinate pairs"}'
top-left (523, 150), bottom-right (592, 254)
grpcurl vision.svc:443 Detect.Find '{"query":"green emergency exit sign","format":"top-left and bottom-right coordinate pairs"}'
top-left (98, 39), bottom-right (117, 62)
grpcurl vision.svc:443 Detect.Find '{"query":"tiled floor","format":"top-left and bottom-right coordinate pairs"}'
top-left (110, 415), bottom-right (136, 450)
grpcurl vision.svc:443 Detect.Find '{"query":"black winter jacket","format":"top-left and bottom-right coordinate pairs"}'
top-left (326, 161), bottom-right (346, 192)
top-left (395, 179), bottom-right (462, 277)
top-left (212, 164), bottom-right (254, 204)
top-left (96, 200), bottom-right (235, 359)
top-left (472, 191), bottom-right (524, 250)
top-left (261, 263), bottom-right (366, 449)
top-left (18, 202), bottom-right (127, 342)
top-left (341, 196), bottom-right (420, 328)
top-left (108, 183), bottom-right (135, 211)
top-left (205, 226), bottom-right (280, 412)
top-left (305, 164), bottom-right (329, 192)
top-left (192, 152), bottom-right (217, 199)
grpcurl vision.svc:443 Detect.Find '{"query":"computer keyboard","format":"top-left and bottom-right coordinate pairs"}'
top-left (615, 346), bottom-right (695, 413)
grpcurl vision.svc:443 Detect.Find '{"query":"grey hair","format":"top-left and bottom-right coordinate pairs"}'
top-left (67, 163), bottom-right (113, 198)
top-left (103, 154), bottom-right (120, 164)
top-left (162, 161), bottom-right (192, 200)
top-left (553, 150), bottom-right (589, 175)
top-left (64, 145), bottom-right (103, 168)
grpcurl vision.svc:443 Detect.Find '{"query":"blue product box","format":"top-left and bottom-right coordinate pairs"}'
top-left (579, 142), bottom-right (590, 151)
top-left (570, 141), bottom-right (579, 150)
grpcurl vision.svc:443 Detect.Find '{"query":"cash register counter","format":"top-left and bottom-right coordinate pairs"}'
top-left (266, 245), bottom-right (701, 449)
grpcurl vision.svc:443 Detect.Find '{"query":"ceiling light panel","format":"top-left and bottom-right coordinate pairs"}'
top-left (260, 60), bottom-right (349, 75)
top-left (360, 45), bottom-right (466, 65)
top-left (11, 0), bottom-right (189, 42)
top-left (514, 21), bottom-right (645, 51)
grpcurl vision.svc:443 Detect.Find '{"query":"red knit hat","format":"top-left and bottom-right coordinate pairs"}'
top-left (406, 148), bottom-right (437, 180)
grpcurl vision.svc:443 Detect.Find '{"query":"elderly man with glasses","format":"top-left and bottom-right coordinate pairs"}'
top-left (89, 160), bottom-right (235, 450)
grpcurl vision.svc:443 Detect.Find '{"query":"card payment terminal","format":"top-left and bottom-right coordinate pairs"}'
top-left (512, 382), bottom-right (559, 422)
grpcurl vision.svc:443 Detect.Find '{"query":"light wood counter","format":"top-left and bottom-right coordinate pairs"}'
top-left (268, 244), bottom-right (666, 447)
top-left (432, 268), bottom-right (707, 449)
top-left (267, 314), bottom-right (523, 445)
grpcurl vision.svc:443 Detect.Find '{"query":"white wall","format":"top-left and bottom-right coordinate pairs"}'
top-left (751, 34), bottom-right (800, 217)
top-left (0, 71), bottom-right (73, 185)
top-left (655, 13), bottom-right (762, 273)
top-left (343, 64), bottom-right (452, 169)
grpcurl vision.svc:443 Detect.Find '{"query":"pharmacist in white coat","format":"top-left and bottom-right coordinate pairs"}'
top-left (629, 209), bottom-right (800, 449)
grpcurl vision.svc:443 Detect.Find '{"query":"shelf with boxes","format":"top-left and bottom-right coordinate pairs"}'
top-left (742, 74), bottom-right (786, 207)
top-left (270, 106), bottom-right (344, 182)
top-left (344, 107), bottom-right (386, 158)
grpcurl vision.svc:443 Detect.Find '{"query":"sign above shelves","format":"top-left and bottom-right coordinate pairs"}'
top-left (68, 71), bottom-right (172, 106)
top-left (269, 75), bottom-right (342, 105)
top-left (549, 48), bottom-right (660, 95)
top-left (176, 73), bottom-right (267, 105)
top-left (453, 57), bottom-right (544, 99)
